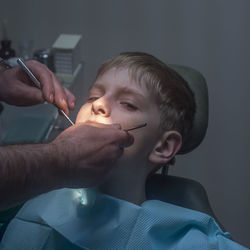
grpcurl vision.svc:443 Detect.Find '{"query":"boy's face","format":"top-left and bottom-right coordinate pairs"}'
top-left (76, 68), bottom-right (161, 166)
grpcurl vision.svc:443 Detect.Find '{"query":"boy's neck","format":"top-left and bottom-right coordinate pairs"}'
top-left (98, 163), bottom-right (148, 205)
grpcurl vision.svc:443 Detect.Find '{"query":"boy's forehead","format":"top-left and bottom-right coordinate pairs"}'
top-left (91, 68), bottom-right (149, 93)
top-left (96, 68), bottom-right (133, 83)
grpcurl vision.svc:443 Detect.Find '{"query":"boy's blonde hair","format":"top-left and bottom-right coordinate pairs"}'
top-left (96, 52), bottom-right (196, 149)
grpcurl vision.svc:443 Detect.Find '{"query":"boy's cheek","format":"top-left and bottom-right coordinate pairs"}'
top-left (75, 105), bottom-right (91, 124)
top-left (123, 130), bottom-right (158, 158)
top-left (119, 114), bottom-right (148, 131)
top-left (75, 113), bottom-right (87, 124)
top-left (122, 119), bottom-right (161, 161)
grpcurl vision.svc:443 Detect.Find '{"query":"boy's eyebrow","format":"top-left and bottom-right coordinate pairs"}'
top-left (117, 87), bottom-right (146, 101)
top-left (88, 84), bottom-right (104, 93)
top-left (88, 84), bottom-right (147, 101)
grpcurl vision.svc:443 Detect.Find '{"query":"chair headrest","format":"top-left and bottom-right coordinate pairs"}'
top-left (169, 65), bottom-right (208, 154)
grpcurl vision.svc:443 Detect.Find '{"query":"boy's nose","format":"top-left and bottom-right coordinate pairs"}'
top-left (92, 98), bottom-right (111, 117)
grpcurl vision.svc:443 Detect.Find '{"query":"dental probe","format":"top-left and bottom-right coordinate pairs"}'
top-left (124, 123), bottom-right (147, 132)
top-left (17, 58), bottom-right (75, 126)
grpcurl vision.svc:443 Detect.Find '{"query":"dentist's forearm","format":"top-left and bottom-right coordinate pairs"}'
top-left (0, 123), bottom-right (133, 211)
top-left (0, 143), bottom-right (60, 210)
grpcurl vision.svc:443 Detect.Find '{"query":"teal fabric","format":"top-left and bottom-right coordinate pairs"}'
top-left (0, 206), bottom-right (22, 224)
top-left (0, 205), bottom-right (22, 239)
top-left (2, 114), bottom-right (54, 145)
top-left (0, 188), bottom-right (248, 250)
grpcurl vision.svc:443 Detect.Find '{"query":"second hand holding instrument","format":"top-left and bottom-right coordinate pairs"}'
top-left (17, 58), bottom-right (75, 126)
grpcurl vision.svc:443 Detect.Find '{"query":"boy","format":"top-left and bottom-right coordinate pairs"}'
top-left (75, 51), bottom-right (195, 205)
top-left (0, 52), bottom-right (247, 250)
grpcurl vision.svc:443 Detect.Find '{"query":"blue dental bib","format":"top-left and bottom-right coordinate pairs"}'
top-left (0, 188), bottom-right (247, 250)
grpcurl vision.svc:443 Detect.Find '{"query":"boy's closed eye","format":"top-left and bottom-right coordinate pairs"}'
top-left (120, 102), bottom-right (138, 111)
top-left (87, 96), bottom-right (100, 102)
top-left (87, 96), bottom-right (138, 111)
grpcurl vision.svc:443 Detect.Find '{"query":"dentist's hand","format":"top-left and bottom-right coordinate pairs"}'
top-left (0, 60), bottom-right (75, 114)
top-left (0, 122), bottom-right (133, 210)
top-left (50, 122), bottom-right (134, 188)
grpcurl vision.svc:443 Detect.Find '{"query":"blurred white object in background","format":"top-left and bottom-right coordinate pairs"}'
top-left (52, 34), bottom-right (83, 88)
top-left (52, 34), bottom-right (82, 75)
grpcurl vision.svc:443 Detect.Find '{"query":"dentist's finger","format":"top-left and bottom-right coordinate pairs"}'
top-left (24, 60), bottom-right (55, 103)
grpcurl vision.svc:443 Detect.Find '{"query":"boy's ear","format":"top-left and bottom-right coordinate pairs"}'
top-left (149, 131), bottom-right (182, 165)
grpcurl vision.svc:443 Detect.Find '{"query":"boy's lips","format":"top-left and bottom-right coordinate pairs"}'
top-left (85, 120), bottom-right (98, 124)
top-left (75, 120), bottom-right (100, 126)
top-left (83, 120), bottom-right (147, 132)
top-left (85, 120), bottom-right (111, 126)
top-left (85, 120), bottom-right (102, 125)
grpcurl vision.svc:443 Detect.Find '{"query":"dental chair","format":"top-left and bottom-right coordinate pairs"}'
top-left (145, 65), bottom-right (223, 228)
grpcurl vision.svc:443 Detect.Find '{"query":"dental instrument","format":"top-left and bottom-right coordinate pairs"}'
top-left (17, 58), bottom-right (75, 126)
top-left (124, 123), bottom-right (147, 132)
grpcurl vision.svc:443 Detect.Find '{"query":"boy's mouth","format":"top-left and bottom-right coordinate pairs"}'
top-left (84, 120), bottom-right (113, 126)
top-left (85, 120), bottom-right (100, 124)
top-left (83, 120), bottom-right (147, 132)
top-left (85, 120), bottom-right (110, 125)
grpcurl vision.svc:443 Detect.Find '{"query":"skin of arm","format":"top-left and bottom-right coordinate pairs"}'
top-left (0, 123), bottom-right (134, 211)
top-left (0, 143), bottom-right (59, 210)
